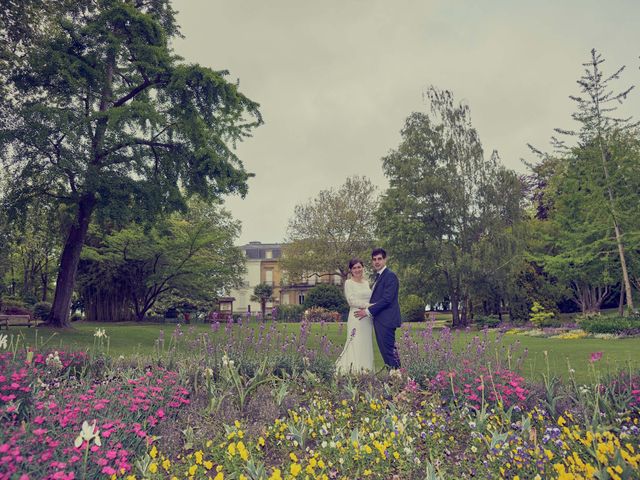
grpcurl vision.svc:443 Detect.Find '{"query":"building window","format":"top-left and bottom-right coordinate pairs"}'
top-left (265, 249), bottom-right (272, 259)
top-left (265, 269), bottom-right (273, 285)
top-left (298, 293), bottom-right (305, 304)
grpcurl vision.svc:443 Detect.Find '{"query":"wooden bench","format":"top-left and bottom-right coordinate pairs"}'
top-left (0, 314), bottom-right (42, 329)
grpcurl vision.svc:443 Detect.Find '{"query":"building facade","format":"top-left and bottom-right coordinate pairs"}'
top-left (229, 241), bottom-right (341, 314)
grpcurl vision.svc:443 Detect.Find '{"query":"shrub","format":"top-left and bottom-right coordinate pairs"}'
top-left (0, 296), bottom-right (32, 316)
top-left (578, 314), bottom-right (640, 335)
top-left (475, 314), bottom-right (501, 328)
top-left (303, 284), bottom-right (349, 315)
top-left (275, 304), bottom-right (305, 322)
top-left (303, 306), bottom-right (341, 323)
top-left (33, 301), bottom-right (52, 320)
top-left (400, 294), bottom-right (425, 322)
top-left (529, 301), bottom-right (560, 327)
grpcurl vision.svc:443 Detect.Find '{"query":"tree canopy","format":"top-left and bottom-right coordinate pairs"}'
top-left (377, 87), bottom-right (525, 327)
top-left (282, 176), bottom-right (378, 283)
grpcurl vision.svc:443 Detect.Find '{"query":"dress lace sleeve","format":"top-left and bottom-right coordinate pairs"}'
top-left (344, 279), bottom-right (361, 308)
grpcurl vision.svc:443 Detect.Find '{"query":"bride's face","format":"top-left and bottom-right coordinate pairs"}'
top-left (350, 263), bottom-right (364, 279)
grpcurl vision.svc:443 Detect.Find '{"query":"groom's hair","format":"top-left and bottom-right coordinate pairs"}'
top-left (371, 248), bottom-right (386, 258)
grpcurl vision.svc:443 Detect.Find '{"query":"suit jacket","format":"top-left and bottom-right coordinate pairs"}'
top-left (368, 268), bottom-right (402, 328)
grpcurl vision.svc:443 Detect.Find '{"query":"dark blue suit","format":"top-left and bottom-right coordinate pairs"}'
top-left (368, 268), bottom-right (401, 368)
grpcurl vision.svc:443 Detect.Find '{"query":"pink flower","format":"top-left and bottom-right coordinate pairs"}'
top-left (589, 351), bottom-right (603, 362)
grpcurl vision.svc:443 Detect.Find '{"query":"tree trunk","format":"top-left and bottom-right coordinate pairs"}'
top-left (597, 139), bottom-right (634, 314)
top-left (618, 282), bottom-right (625, 316)
top-left (48, 194), bottom-right (96, 327)
top-left (41, 255), bottom-right (49, 301)
top-left (450, 291), bottom-right (461, 327)
top-left (85, 289), bottom-right (132, 322)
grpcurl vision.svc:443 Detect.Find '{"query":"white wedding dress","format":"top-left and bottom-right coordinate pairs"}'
top-left (335, 279), bottom-right (374, 374)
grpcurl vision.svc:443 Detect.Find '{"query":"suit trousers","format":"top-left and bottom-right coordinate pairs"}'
top-left (374, 323), bottom-right (400, 369)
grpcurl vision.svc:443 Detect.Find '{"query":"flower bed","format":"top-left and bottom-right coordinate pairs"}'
top-left (1, 322), bottom-right (640, 479)
top-left (0, 351), bottom-right (189, 479)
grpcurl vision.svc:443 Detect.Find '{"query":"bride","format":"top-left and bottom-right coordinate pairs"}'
top-left (335, 258), bottom-right (374, 374)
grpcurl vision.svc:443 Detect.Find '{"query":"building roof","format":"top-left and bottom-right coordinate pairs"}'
top-left (241, 241), bottom-right (282, 259)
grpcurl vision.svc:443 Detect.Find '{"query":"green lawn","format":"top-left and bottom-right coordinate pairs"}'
top-left (6, 321), bottom-right (640, 384)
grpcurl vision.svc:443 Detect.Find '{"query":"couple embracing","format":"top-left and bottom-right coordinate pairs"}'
top-left (335, 248), bottom-right (401, 374)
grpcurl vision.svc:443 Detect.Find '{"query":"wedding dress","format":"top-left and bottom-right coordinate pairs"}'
top-left (335, 278), bottom-right (374, 374)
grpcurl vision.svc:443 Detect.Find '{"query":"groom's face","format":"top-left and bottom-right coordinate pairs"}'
top-left (372, 254), bottom-right (386, 272)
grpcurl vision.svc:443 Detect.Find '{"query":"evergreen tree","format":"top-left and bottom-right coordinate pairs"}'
top-left (555, 49), bottom-right (639, 313)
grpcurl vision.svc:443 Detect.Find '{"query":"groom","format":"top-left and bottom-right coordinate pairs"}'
top-left (355, 248), bottom-right (401, 369)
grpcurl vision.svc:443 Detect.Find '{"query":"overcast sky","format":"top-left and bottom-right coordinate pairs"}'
top-left (172, 0), bottom-right (640, 245)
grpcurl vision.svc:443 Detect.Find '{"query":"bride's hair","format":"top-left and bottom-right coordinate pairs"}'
top-left (348, 258), bottom-right (364, 271)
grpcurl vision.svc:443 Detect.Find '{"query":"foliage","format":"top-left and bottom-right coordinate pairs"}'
top-left (529, 301), bottom-right (559, 328)
top-left (302, 284), bottom-right (348, 315)
top-left (0, 197), bottom-right (62, 303)
top-left (32, 301), bottom-right (52, 321)
top-left (274, 304), bottom-right (305, 322)
top-left (578, 313), bottom-right (640, 335)
top-left (400, 294), bottom-right (425, 322)
top-left (377, 87), bottom-right (525, 328)
top-left (282, 176), bottom-right (378, 282)
top-left (251, 282), bottom-right (274, 318)
top-left (474, 315), bottom-right (501, 328)
top-left (0, 0), bottom-right (262, 326)
top-left (78, 201), bottom-right (244, 322)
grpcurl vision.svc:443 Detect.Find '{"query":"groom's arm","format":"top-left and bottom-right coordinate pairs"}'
top-left (368, 274), bottom-right (399, 317)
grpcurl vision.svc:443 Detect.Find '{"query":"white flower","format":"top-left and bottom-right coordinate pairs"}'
top-left (93, 328), bottom-right (106, 338)
top-left (45, 351), bottom-right (63, 370)
top-left (0, 334), bottom-right (7, 350)
top-left (74, 420), bottom-right (101, 448)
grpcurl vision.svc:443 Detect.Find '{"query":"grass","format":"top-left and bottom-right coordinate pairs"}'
top-left (5, 320), bottom-right (640, 384)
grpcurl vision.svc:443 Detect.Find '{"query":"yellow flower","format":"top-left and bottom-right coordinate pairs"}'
top-left (227, 442), bottom-right (236, 456)
top-left (364, 469), bottom-right (372, 476)
top-left (289, 452), bottom-right (298, 462)
top-left (290, 463), bottom-right (302, 477)
top-left (557, 416), bottom-right (566, 427)
top-left (148, 463), bottom-right (158, 474)
top-left (162, 458), bottom-right (171, 471)
top-left (258, 436), bottom-right (266, 447)
top-left (239, 475), bottom-right (248, 480)
top-left (203, 460), bottom-right (213, 470)
top-left (149, 445), bottom-right (158, 459)
top-left (194, 450), bottom-right (203, 465)
top-left (235, 420), bottom-right (241, 428)
top-left (268, 468), bottom-right (283, 480)
top-left (213, 472), bottom-right (224, 480)
top-left (188, 464), bottom-right (197, 476)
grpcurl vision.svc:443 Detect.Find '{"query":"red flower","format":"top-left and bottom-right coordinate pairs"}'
top-left (589, 351), bottom-right (603, 362)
